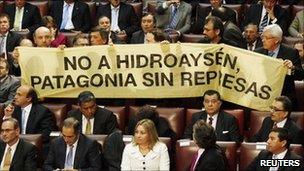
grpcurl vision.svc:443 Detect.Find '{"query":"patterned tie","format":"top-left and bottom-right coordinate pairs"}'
top-left (14, 8), bottom-right (22, 31)
top-left (273, 122), bottom-right (278, 128)
top-left (3, 147), bottom-right (12, 170)
top-left (259, 12), bottom-right (268, 33)
top-left (65, 145), bottom-right (74, 169)
top-left (208, 117), bottom-right (213, 126)
top-left (85, 118), bottom-right (91, 134)
top-left (169, 6), bottom-right (178, 29)
top-left (21, 109), bottom-right (26, 134)
top-left (0, 35), bottom-right (5, 55)
top-left (60, 4), bottom-right (70, 30)
top-left (268, 51), bottom-right (275, 57)
top-left (189, 151), bottom-right (198, 171)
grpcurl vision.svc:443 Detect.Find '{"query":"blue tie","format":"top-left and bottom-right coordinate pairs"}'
top-left (259, 12), bottom-right (268, 33)
top-left (169, 6), bottom-right (178, 29)
top-left (65, 145), bottom-right (74, 169)
top-left (60, 4), bottom-right (70, 30)
top-left (268, 51), bottom-right (275, 57)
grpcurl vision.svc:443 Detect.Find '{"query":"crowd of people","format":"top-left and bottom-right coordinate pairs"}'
top-left (0, 0), bottom-right (303, 170)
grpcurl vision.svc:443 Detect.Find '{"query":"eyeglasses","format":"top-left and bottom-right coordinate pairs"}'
top-left (269, 106), bottom-right (285, 112)
top-left (262, 36), bottom-right (275, 40)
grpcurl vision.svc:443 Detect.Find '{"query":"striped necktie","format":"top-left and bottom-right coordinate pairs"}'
top-left (259, 12), bottom-right (268, 33)
top-left (169, 6), bottom-right (178, 29)
top-left (60, 4), bottom-right (70, 30)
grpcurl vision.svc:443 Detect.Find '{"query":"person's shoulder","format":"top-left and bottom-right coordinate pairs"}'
top-left (96, 106), bottom-right (113, 116)
top-left (154, 141), bottom-right (168, 150)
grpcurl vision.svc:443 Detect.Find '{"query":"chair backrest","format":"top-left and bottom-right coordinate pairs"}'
top-left (0, 1), bottom-right (4, 14)
top-left (292, 5), bottom-right (304, 21)
top-left (175, 140), bottom-right (237, 171)
top-left (249, 110), bottom-right (270, 138)
top-left (225, 4), bottom-right (243, 26)
top-left (186, 109), bottom-right (244, 136)
top-left (147, 1), bottom-right (157, 15)
top-left (85, 1), bottom-right (97, 26)
top-left (128, 2), bottom-right (143, 20)
top-left (239, 142), bottom-right (304, 171)
top-left (129, 106), bottom-right (185, 139)
top-left (86, 134), bottom-right (108, 146)
top-left (42, 103), bottom-right (68, 130)
top-left (290, 111), bottom-right (304, 130)
top-left (295, 81), bottom-right (304, 111)
top-left (20, 134), bottom-right (43, 168)
top-left (181, 34), bottom-right (204, 43)
top-left (28, 1), bottom-right (49, 17)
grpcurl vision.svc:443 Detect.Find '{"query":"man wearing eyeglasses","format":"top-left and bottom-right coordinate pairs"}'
top-left (183, 89), bottom-right (241, 143)
top-left (0, 118), bottom-right (37, 171)
top-left (249, 96), bottom-right (303, 145)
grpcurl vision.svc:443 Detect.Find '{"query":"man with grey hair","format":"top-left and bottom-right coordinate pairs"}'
top-left (68, 91), bottom-right (118, 135)
top-left (44, 117), bottom-right (103, 170)
top-left (33, 26), bottom-right (52, 47)
top-left (255, 24), bottom-right (304, 109)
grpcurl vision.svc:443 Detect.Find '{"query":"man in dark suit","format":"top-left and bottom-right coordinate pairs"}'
top-left (242, 0), bottom-right (287, 34)
top-left (44, 117), bottom-right (103, 171)
top-left (244, 23), bottom-right (263, 51)
top-left (68, 91), bottom-right (118, 135)
top-left (49, 0), bottom-right (91, 33)
top-left (249, 96), bottom-right (303, 144)
top-left (4, 0), bottom-right (42, 33)
top-left (183, 89), bottom-right (241, 143)
top-left (247, 128), bottom-right (304, 171)
top-left (0, 13), bottom-right (22, 57)
top-left (255, 24), bottom-right (304, 109)
top-left (0, 118), bottom-right (37, 171)
top-left (191, 0), bottom-right (236, 34)
top-left (189, 120), bottom-right (227, 171)
top-left (0, 58), bottom-right (20, 107)
top-left (96, 0), bottom-right (140, 40)
top-left (211, 7), bottom-right (246, 48)
top-left (3, 85), bottom-right (55, 144)
top-left (130, 13), bottom-right (156, 44)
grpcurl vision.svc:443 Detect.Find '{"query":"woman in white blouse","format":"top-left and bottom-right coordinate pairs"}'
top-left (121, 119), bottom-right (170, 170)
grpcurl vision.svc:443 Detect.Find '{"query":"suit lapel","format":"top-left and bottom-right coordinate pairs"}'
top-left (59, 138), bottom-right (67, 169)
top-left (22, 4), bottom-right (30, 27)
top-left (72, 2), bottom-right (79, 21)
top-left (107, 4), bottom-right (112, 21)
top-left (0, 142), bottom-right (6, 163)
top-left (215, 112), bottom-right (223, 137)
top-left (73, 135), bottom-right (84, 168)
top-left (26, 105), bottom-right (36, 133)
top-left (13, 107), bottom-right (22, 130)
top-left (11, 139), bottom-right (22, 166)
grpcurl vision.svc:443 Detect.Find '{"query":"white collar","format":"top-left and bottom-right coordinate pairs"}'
top-left (273, 149), bottom-right (288, 159)
top-left (276, 118), bottom-right (287, 128)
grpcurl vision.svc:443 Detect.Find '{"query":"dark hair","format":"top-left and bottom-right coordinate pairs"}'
top-left (205, 16), bottom-right (224, 38)
top-left (136, 105), bottom-right (159, 126)
top-left (203, 89), bottom-right (221, 100)
top-left (270, 127), bottom-right (291, 148)
top-left (63, 117), bottom-right (80, 133)
top-left (193, 120), bottom-right (217, 149)
top-left (0, 13), bottom-right (10, 22)
top-left (78, 91), bottom-right (96, 105)
top-left (2, 118), bottom-right (20, 129)
top-left (274, 96), bottom-right (292, 117)
top-left (89, 28), bottom-right (109, 45)
top-left (72, 33), bottom-right (89, 46)
top-left (141, 12), bottom-right (156, 24)
top-left (0, 58), bottom-right (9, 71)
top-left (42, 15), bottom-right (57, 28)
top-left (27, 87), bottom-right (38, 104)
top-left (211, 7), bottom-right (229, 22)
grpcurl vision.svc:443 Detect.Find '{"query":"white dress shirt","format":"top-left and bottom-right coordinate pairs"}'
top-left (276, 118), bottom-right (287, 128)
top-left (0, 139), bottom-right (20, 169)
top-left (111, 5), bottom-right (120, 32)
top-left (64, 139), bottom-right (79, 169)
top-left (62, 1), bottom-right (75, 30)
top-left (269, 149), bottom-right (288, 171)
top-left (81, 115), bottom-right (94, 134)
top-left (207, 113), bottom-right (218, 130)
top-left (193, 148), bottom-right (205, 170)
top-left (21, 104), bottom-right (32, 134)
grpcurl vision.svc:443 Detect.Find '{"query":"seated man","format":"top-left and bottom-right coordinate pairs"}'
top-left (0, 118), bottom-right (37, 171)
top-left (68, 91), bottom-right (118, 135)
top-left (288, 10), bottom-right (303, 38)
top-left (183, 90), bottom-right (241, 143)
top-left (130, 13), bottom-right (156, 44)
top-left (247, 128), bottom-right (304, 171)
top-left (0, 58), bottom-right (20, 107)
top-left (43, 117), bottom-right (103, 170)
top-left (249, 96), bottom-right (303, 144)
top-left (244, 23), bottom-right (263, 51)
top-left (89, 29), bottom-right (109, 45)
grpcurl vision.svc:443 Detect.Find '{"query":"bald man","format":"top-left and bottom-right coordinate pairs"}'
top-left (33, 26), bottom-right (52, 47)
top-left (4, 85), bottom-right (55, 144)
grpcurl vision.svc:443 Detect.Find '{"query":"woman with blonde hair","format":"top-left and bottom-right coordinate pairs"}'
top-left (121, 119), bottom-right (170, 170)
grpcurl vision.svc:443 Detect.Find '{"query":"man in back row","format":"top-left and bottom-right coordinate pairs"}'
top-left (183, 89), bottom-right (241, 143)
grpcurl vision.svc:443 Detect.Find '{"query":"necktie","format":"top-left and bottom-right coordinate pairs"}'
top-left (259, 12), bottom-right (268, 33)
top-left (208, 117), bottom-right (213, 126)
top-left (0, 35), bottom-right (5, 55)
top-left (248, 43), bottom-right (253, 51)
top-left (189, 151), bottom-right (198, 171)
top-left (273, 122), bottom-right (278, 128)
top-left (60, 4), bottom-right (70, 30)
top-left (268, 51), bottom-right (275, 57)
top-left (21, 109), bottom-right (26, 134)
top-left (65, 145), bottom-right (74, 169)
top-left (3, 147), bottom-right (12, 170)
top-left (169, 6), bottom-right (178, 29)
top-left (85, 118), bottom-right (91, 134)
top-left (14, 8), bottom-right (22, 31)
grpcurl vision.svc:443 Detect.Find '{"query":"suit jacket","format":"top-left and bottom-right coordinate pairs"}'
top-left (223, 21), bottom-right (246, 48)
top-left (288, 10), bottom-right (304, 37)
top-left (246, 150), bottom-right (304, 171)
top-left (0, 139), bottom-right (37, 171)
top-left (255, 44), bottom-right (304, 109)
top-left (0, 75), bottom-right (20, 106)
top-left (5, 31), bottom-right (22, 53)
top-left (96, 2), bottom-right (140, 37)
top-left (12, 104), bottom-right (54, 143)
top-left (43, 134), bottom-right (102, 171)
top-left (156, 1), bottom-right (192, 34)
top-left (6, 53), bottom-right (20, 76)
top-left (50, 1), bottom-right (91, 33)
top-left (246, 38), bottom-right (263, 51)
top-left (249, 117), bottom-right (303, 144)
top-left (193, 146), bottom-right (227, 171)
top-left (68, 107), bottom-right (118, 135)
top-left (4, 2), bottom-right (42, 33)
top-left (130, 30), bottom-right (145, 44)
top-left (183, 110), bottom-right (241, 143)
top-left (191, 5), bottom-right (236, 34)
top-left (242, 4), bottom-right (287, 33)
top-left (121, 142), bottom-right (170, 170)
